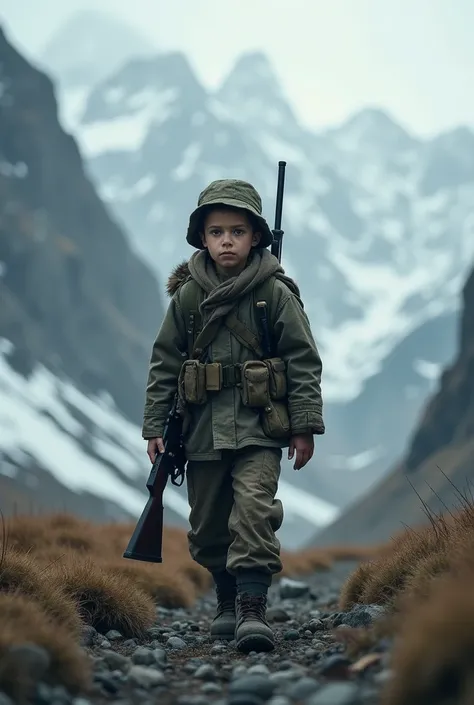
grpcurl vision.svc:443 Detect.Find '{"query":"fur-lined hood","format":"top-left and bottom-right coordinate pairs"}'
top-left (166, 260), bottom-right (190, 297)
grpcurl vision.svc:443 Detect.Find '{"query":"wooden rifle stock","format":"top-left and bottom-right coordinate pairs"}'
top-left (123, 398), bottom-right (186, 563)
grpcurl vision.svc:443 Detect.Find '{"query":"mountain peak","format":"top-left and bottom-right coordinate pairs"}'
top-left (219, 51), bottom-right (282, 96)
top-left (38, 10), bottom-right (157, 89)
top-left (329, 106), bottom-right (416, 155)
top-left (214, 51), bottom-right (297, 129)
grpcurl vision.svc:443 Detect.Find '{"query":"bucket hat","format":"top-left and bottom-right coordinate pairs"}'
top-left (186, 179), bottom-right (273, 249)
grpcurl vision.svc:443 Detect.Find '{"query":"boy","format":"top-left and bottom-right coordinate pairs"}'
top-left (142, 179), bottom-right (325, 653)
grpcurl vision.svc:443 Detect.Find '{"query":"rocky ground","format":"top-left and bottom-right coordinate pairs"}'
top-left (2, 560), bottom-right (394, 705)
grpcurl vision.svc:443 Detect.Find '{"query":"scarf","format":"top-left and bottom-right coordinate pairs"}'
top-left (187, 248), bottom-right (300, 346)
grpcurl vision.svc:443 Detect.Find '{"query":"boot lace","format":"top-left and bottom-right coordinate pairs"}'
top-left (237, 593), bottom-right (267, 622)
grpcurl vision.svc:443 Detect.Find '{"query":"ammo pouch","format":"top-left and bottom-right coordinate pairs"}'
top-left (240, 360), bottom-right (270, 408)
top-left (179, 360), bottom-right (242, 404)
top-left (261, 400), bottom-right (291, 439)
top-left (264, 357), bottom-right (287, 400)
top-left (179, 360), bottom-right (208, 405)
top-left (240, 358), bottom-right (287, 407)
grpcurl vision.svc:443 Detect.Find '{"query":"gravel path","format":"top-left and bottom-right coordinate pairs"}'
top-left (5, 560), bottom-right (393, 705)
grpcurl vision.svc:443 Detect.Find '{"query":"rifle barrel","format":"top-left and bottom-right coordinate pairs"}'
top-left (274, 161), bottom-right (286, 232)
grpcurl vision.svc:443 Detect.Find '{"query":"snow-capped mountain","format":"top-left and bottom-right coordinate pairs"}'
top-left (38, 10), bottom-right (157, 91)
top-left (62, 50), bottom-right (474, 402)
top-left (52, 45), bottom-right (474, 505)
top-left (0, 26), bottom-right (339, 549)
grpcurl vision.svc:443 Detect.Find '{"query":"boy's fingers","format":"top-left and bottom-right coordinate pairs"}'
top-left (157, 438), bottom-right (165, 453)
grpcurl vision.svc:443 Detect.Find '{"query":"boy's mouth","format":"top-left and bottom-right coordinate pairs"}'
top-left (220, 252), bottom-right (236, 258)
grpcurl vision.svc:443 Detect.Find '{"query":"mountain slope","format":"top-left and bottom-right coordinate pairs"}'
top-left (52, 48), bottom-right (472, 508)
top-left (311, 262), bottom-right (474, 546)
top-left (0, 25), bottom-right (184, 525)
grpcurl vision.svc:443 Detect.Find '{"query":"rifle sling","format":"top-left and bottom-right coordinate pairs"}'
top-left (191, 310), bottom-right (263, 358)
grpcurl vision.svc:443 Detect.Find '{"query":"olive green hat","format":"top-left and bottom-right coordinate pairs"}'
top-left (186, 179), bottom-right (274, 250)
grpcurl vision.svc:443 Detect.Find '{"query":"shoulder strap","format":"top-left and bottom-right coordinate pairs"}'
top-left (178, 275), bottom-right (278, 359)
top-left (177, 277), bottom-right (204, 358)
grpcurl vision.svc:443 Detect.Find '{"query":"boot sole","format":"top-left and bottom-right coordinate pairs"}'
top-left (210, 629), bottom-right (236, 641)
top-left (210, 621), bottom-right (236, 641)
top-left (236, 633), bottom-right (275, 653)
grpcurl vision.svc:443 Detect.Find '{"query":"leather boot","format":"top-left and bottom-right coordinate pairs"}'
top-left (235, 592), bottom-right (274, 653)
top-left (210, 570), bottom-right (237, 641)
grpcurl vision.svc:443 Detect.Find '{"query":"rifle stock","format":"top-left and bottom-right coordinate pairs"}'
top-left (123, 397), bottom-right (186, 563)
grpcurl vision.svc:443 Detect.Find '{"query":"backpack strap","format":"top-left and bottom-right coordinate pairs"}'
top-left (178, 275), bottom-right (277, 359)
top-left (177, 277), bottom-right (204, 358)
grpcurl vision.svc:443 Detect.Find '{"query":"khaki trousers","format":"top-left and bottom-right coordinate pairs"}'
top-left (185, 446), bottom-right (284, 577)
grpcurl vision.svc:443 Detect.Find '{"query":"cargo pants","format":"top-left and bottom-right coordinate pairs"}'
top-left (185, 446), bottom-right (284, 576)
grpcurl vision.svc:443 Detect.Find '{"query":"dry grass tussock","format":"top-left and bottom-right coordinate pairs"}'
top-left (338, 484), bottom-right (474, 705)
top-left (0, 510), bottom-right (379, 696)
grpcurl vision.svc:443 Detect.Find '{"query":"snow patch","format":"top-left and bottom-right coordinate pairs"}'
top-left (172, 143), bottom-right (201, 181)
top-left (0, 161), bottom-right (28, 178)
top-left (77, 88), bottom-right (178, 157)
top-left (413, 358), bottom-right (442, 381)
top-left (0, 339), bottom-right (190, 520)
top-left (104, 86), bottom-right (126, 104)
top-left (276, 479), bottom-right (339, 526)
top-left (329, 447), bottom-right (384, 472)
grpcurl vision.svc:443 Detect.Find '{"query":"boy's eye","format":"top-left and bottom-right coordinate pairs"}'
top-left (234, 229), bottom-right (244, 235)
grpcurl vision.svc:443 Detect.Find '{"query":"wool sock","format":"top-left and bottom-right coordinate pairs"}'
top-left (211, 569), bottom-right (236, 594)
top-left (236, 570), bottom-right (272, 597)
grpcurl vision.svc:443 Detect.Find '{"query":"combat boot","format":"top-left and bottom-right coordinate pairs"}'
top-left (235, 592), bottom-right (275, 653)
top-left (210, 570), bottom-right (237, 641)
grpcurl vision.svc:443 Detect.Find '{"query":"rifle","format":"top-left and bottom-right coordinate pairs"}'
top-left (271, 160), bottom-right (286, 263)
top-left (123, 395), bottom-right (186, 563)
top-left (258, 160), bottom-right (287, 350)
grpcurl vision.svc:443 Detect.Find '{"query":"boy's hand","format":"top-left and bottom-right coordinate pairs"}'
top-left (288, 433), bottom-right (314, 470)
top-left (147, 437), bottom-right (165, 463)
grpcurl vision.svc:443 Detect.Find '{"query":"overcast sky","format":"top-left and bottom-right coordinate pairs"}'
top-left (2, 0), bottom-right (473, 137)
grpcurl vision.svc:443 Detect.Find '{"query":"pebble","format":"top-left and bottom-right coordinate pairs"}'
top-left (194, 664), bottom-right (218, 681)
top-left (167, 636), bottom-right (187, 650)
top-left (279, 577), bottom-right (310, 600)
top-left (105, 630), bottom-right (122, 641)
top-left (70, 560), bottom-right (394, 705)
top-left (285, 676), bottom-right (320, 700)
top-left (306, 682), bottom-right (360, 705)
top-left (283, 629), bottom-right (300, 641)
top-left (128, 665), bottom-right (166, 689)
top-left (229, 675), bottom-right (276, 700)
top-left (131, 646), bottom-right (156, 666)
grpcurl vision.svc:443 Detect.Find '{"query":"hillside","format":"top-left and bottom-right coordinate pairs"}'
top-left (312, 260), bottom-right (474, 546)
top-left (0, 25), bottom-right (186, 525)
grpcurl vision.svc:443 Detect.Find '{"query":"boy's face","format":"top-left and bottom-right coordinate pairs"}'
top-left (201, 207), bottom-right (261, 273)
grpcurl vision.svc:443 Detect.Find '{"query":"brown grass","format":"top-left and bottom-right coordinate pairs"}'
top-left (0, 509), bottom-right (381, 698)
top-left (0, 550), bottom-right (82, 634)
top-left (335, 491), bottom-right (474, 705)
top-left (47, 555), bottom-right (156, 637)
top-left (0, 593), bottom-right (90, 702)
top-left (382, 568), bottom-right (474, 705)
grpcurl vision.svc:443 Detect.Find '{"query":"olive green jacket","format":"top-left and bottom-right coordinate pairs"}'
top-left (142, 260), bottom-right (325, 460)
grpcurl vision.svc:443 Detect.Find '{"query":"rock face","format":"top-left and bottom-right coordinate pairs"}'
top-left (0, 25), bottom-right (164, 424)
top-left (311, 264), bottom-right (474, 546)
top-left (0, 26), bottom-right (177, 523)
